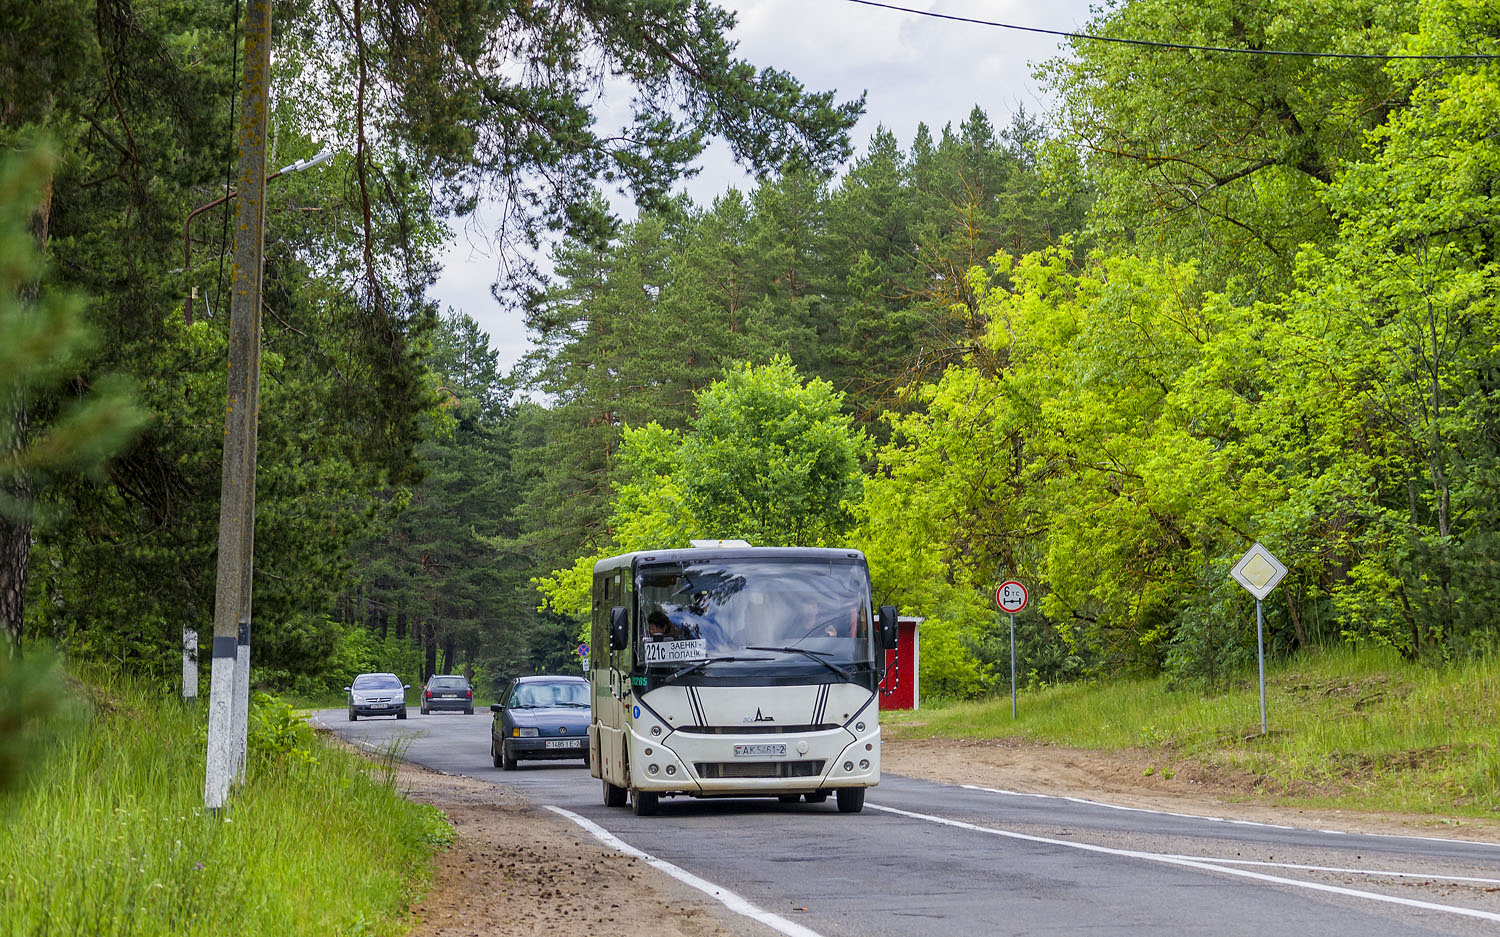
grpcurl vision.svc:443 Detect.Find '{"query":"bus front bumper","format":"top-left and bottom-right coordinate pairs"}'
top-left (628, 725), bottom-right (881, 795)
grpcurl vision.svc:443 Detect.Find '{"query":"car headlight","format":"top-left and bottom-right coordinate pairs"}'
top-left (513, 727), bottom-right (539, 737)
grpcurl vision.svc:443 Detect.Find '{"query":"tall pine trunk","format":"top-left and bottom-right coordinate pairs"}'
top-left (0, 451), bottom-right (30, 654)
top-left (1, 171), bottom-right (53, 654)
top-left (421, 619), bottom-right (436, 681)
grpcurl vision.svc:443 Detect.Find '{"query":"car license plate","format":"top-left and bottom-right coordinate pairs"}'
top-left (545, 739), bottom-right (581, 749)
top-left (372, 703), bottom-right (389, 709)
top-left (733, 744), bottom-right (786, 757)
top-left (441, 694), bottom-right (458, 698)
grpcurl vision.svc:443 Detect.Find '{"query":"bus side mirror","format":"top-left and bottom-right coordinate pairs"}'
top-left (878, 605), bottom-right (898, 650)
top-left (609, 606), bottom-right (629, 651)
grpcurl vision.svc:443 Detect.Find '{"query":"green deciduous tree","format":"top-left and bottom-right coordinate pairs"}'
top-left (1042, 0), bottom-right (1415, 291)
top-left (856, 248), bottom-right (1251, 688)
top-left (537, 358), bottom-right (865, 619)
top-left (1250, 1), bottom-right (1500, 658)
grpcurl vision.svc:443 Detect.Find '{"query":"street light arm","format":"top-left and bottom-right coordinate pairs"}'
top-left (183, 147), bottom-right (337, 325)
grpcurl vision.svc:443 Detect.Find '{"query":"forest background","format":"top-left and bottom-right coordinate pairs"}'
top-left (4, 0), bottom-right (1499, 703)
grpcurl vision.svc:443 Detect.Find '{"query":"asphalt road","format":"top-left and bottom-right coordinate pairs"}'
top-left (313, 709), bottom-right (1500, 937)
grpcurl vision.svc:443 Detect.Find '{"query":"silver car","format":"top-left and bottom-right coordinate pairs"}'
top-left (345, 672), bottom-right (409, 720)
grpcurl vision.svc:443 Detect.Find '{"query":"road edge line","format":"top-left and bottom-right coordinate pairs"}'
top-left (545, 805), bottom-right (825, 937)
top-left (959, 784), bottom-right (1500, 848)
top-left (869, 803), bottom-right (1500, 924)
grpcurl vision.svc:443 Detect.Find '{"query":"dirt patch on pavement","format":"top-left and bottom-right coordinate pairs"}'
top-left (399, 738), bottom-right (1500, 937)
top-left (399, 767), bottom-right (762, 937)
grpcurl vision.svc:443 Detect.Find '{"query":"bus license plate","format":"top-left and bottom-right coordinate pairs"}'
top-left (545, 739), bottom-right (581, 749)
top-left (733, 744), bottom-right (786, 757)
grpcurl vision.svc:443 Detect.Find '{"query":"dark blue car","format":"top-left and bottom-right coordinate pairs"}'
top-left (490, 675), bottom-right (590, 770)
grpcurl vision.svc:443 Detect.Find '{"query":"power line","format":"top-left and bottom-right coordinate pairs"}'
top-left (841, 0), bottom-right (1500, 61)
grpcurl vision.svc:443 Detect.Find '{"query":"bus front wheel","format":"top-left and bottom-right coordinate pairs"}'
top-left (631, 788), bottom-right (659, 816)
top-left (836, 788), bottom-right (865, 813)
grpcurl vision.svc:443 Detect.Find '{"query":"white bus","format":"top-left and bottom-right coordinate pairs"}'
top-left (587, 542), bottom-right (897, 816)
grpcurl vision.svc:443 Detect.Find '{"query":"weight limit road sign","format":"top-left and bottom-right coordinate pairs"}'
top-left (996, 581), bottom-right (1028, 614)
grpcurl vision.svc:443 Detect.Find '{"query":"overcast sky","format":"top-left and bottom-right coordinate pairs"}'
top-left (432, 0), bottom-right (1098, 372)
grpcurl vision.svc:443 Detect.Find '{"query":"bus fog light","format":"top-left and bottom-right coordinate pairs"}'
top-left (651, 725), bottom-right (662, 736)
top-left (855, 721), bottom-right (866, 732)
top-left (666, 765), bottom-right (676, 775)
top-left (644, 747), bottom-right (654, 756)
top-left (843, 761), bottom-right (854, 772)
top-left (865, 743), bottom-right (872, 751)
top-left (648, 764), bottom-right (660, 775)
top-left (859, 759), bottom-right (870, 770)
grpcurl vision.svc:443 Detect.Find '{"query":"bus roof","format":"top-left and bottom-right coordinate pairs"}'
top-left (592, 545), bottom-right (867, 575)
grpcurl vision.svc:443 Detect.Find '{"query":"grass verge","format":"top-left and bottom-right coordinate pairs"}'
top-left (883, 645), bottom-right (1500, 818)
top-left (0, 658), bottom-right (452, 937)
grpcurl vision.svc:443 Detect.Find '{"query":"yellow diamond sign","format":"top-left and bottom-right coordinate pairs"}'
top-left (1231, 543), bottom-right (1287, 600)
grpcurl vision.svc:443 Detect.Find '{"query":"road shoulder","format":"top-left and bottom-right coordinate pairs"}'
top-left (398, 764), bottom-right (762, 937)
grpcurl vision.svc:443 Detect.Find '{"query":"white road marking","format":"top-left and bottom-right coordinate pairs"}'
top-left (960, 784), bottom-right (1500, 848)
top-left (546, 806), bottom-right (826, 937)
top-left (1157, 855), bottom-right (1500, 885)
top-left (869, 803), bottom-right (1500, 924)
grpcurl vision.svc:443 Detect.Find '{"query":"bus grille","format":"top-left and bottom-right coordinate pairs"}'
top-left (694, 760), bottom-right (825, 779)
top-left (677, 724), bottom-right (836, 734)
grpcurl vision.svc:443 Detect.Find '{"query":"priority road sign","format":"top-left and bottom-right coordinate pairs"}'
top-left (1230, 542), bottom-right (1287, 735)
top-left (1231, 544), bottom-right (1287, 600)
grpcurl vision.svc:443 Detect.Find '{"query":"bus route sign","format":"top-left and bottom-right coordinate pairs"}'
top-left (996, 581), bottom-right (1028, 614)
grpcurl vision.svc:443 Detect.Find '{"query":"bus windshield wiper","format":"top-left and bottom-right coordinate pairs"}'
top-left (745, 646), bottom-right (852, 680)
top-left (658, 655), bottom-right (773, 685)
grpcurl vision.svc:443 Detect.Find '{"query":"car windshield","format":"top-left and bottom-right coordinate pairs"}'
top-left (636, 556), bottom-right (875, 671)
top-left (352, 674), bottom-right (401, 689)
top-left (509, 681), bottom-right (589, 708)
top-left (428, 676), bottom-right (467, 689)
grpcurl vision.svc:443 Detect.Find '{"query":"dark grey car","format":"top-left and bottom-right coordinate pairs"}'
top-left (421, 674), bottom-right (473, 714)
top-left (345, 672), bottom-right (409, 720)
top-left (490, 675), bottom-right (590, 770)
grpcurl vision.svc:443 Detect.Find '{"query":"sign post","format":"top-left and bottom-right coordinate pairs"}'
top-left (995, 581), bottom-right (1028, 719)
top-left (1230, 543), bottom-right (1288, 734)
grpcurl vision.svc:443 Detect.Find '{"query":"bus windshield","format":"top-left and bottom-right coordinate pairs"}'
top-left (636, 557), bottom-right (874, 675)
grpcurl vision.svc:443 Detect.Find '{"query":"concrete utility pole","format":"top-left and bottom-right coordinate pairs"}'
top-left (205, 0), bottom-right (271, 810)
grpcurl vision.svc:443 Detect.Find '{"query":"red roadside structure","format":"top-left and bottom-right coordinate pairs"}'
top-left (879, 616), bottom-right (923, 710)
